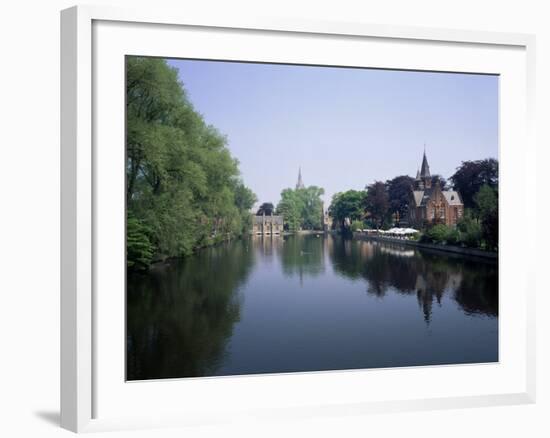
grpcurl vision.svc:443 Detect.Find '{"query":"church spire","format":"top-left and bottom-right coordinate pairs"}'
top-left (296, 166), bottom-right (305, 189)
top-left (418, 147), bottom-right (432, 189)
top-left (420, 149), bottom-right (431, 178)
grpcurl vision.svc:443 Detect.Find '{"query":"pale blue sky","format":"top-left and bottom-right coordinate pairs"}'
top-left (167, 59), bottom-right (498, 208)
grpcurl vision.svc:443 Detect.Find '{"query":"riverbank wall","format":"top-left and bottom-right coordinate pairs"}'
top-left (353, 233), bottom-right (498, 260)
top-left (280, 230), bottom-right (326, 236)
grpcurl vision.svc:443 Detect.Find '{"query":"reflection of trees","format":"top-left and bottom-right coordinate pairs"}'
top-left (278, 234), bottom-right (325, 280)
top-left (453, 261), bottom-right (498, 317)
top-left (329, 237), bottom-right (498, 323)
top-left (330, 239), bottom-right (418, 297)
top-left (127, 239), bottom-right (255, 380)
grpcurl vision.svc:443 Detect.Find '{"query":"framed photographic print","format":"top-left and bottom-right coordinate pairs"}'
top-left (61, 5), bottom-right (536, 433)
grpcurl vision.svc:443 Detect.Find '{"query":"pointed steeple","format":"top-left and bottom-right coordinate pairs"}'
top-left (296, 166), bottom-right (305, 189)
top-left (415, 168), bottom-right (420, 179)
top-left (420, 149), bottom-right (431, 178)
top-left (418, 146), bottom-right (432, 189)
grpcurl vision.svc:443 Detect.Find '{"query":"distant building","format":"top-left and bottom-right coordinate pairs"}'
top-left (321, 201), bottom-right (332, 231)
top-left (252, 212), bottom-right (284, 235)
top-left (407, 151), bottom-right (464, 227)
top-left (296, 166), bottom-right (305, 189)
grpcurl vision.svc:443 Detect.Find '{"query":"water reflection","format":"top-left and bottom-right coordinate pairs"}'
top-left (329, 239), bottom-right (498, 323)
top-left (127, 240), bottom-right (255, 380)
top-left (280, 234), bottom-right (325, 279)
top-left (127, 234), bottom-right (498, 380)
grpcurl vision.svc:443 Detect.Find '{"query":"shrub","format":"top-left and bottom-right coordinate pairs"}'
top-left (474, 185), bottom-right (498, 251)
top-left (350, 221), bottom-right (363, 232)
top-left (422, 224), bottom-right (452, 244)
top-left (446, 228), bottom-right (461, 245)
top-left (127, 215), bottom-right (154, 270)
top-left (457, 211), bottom-right (482, 248)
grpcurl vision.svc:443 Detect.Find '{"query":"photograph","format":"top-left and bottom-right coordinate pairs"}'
top-left (125, 56), bottom-right (499, 381)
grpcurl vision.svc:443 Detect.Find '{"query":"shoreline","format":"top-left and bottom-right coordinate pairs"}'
top-left (250, 229), bottom-right (326, 237)
top-left (353, 233), bottom-right (498, 260)
top-left (145, 230), bottom-right (498, 272)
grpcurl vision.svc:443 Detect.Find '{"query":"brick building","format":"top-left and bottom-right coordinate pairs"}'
top-left (408, 151), bottom-right (464, 227)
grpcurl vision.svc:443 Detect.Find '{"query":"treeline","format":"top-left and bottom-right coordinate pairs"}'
top-left (328, 158), bottom-right (498, 251)
top-left (329, 174), bottom-right (446, 230)
top-left (126, 57), bottom-right (256, 270)
top-left (275, 186), bottom-right (325, 231)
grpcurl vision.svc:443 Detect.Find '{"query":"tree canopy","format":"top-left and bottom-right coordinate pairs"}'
top-left (364, 181), bottom-right (390, 228)
top-left (328, 190), bottom-right (366, 229)
top-left (474, 184), bottom-right (498, 250)
top-left (386, 175), bottom-right (414, 220)
top-left (126, 57), bottom-right (256, 269)
top-left (276, 186), bottom-right (325, 231)
top-left (431, 174), bottom-right (447, 190)
top-left (256, 202), bottom-right (274, 216)
top-left (450, 158), bottom-right (498, 208)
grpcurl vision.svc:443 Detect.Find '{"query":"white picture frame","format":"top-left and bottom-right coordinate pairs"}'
top-left (60, 4), bottom-right (536, 433)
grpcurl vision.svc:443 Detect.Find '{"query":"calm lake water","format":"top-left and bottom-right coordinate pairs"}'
top-left (127, 234), bottom-right (498, 380)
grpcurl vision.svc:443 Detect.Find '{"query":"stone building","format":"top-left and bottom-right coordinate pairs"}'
top-left (252, 213), bottom-right (284, 235)
top-left (321, 202), bottom-right (332, 231)
top-left (408, 151), bottom-right (464, 227)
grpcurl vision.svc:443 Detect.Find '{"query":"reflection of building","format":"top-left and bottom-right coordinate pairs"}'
top-left (321, 202), bottom-right (332, 232)
top-left (408, 150), bottom-right (464, 227)
top-left (252, 212), bottom-right (283, 235)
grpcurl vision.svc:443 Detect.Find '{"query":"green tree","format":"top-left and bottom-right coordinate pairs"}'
top-left (126, 214), bottom-right (154, 270)
top-left (475, 184), bottom-right (498, 250)
top-left (277, 189), bottom-right (303, 232)
top-left (421, 224), bottom-right (452, 244)
top-left (457, 209), bottom-right (482, 248)
top-left (300, 186), bottom-right (325, 230)
top-left (126, 57), bottom-right (256, 268)
top-left (328, 190), bottom-right (366, 229)
top-left (234, 182), bottom-right (257, 235)
top-left (276, 186), bottom-right (325, 231)
top-left (234, 182), bottom-right (257, 212)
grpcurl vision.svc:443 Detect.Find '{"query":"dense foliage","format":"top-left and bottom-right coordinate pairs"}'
top-left (364, 181), bottom-right (390, 228)
top-left (421, 191), bottom-right (497, 251)
top-left (328, 190), bottom-right (366, 229)
top-left (276, 186), bottom-right (325, 231)
top-left (386, 175), bottom-right (415, 221)
top-left (256, 202), bottom-right (274, 216)
top-left (126, 57), bottom-right (256, 269)
top-left (474, 184), bottom-right (498, 250)
top-left (450, 158), bottom-right (498, 209)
